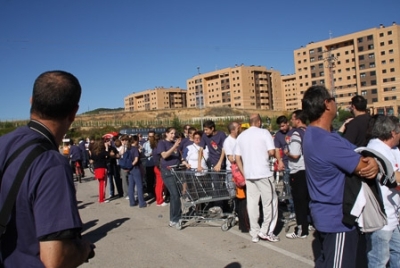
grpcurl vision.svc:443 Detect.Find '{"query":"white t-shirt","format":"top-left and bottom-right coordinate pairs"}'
top-left (185, 143), bottom-right (208, 169)
top-left (235, 126), bottom-right (275, 179)
top-left (367, 138), bottom-right (400, 231)
top-left (223, 135), bottom-right (237, 171)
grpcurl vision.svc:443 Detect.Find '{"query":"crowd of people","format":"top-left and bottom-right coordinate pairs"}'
top-left (1, 69), bottom-right (400, 268)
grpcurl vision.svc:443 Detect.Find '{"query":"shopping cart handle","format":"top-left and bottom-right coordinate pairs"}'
top-left (168, 164), bottom-right (187, 170)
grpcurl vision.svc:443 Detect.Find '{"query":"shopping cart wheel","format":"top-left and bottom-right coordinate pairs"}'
top-left (229, 217), bottom-right (236, 227)
top-left (221, 223), bottom-right (229, 232)
top-left (176, 221), bottom-right (182, 230)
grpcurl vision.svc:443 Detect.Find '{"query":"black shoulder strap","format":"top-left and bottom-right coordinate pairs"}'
top-left (0, 142), bottom-right (53, 235)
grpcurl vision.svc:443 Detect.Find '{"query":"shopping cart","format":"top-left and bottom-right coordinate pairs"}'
top-left (273, 170), bottom-right (296, 232)
top-left (170, 166), bottom-right (237, 231)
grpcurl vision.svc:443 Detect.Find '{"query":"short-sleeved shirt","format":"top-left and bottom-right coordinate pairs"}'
top-left (288, 130), bottom-right (305, 174)
top-left (223, 135), bottom-right (237, 171)
top-left (274, 130), bottom-right (289, 167)
top-left (156, 140), bottom-right (180, 169)
top-left (236, 127), bottom-right (275, 179)
top-left (343, 113), bottom-right (371, 147)
top-left (130, 146), bottom-right (141, 169)
top-left (69, 144), bottom-right (82, 161)
top-left (179, 138), bottom-right (193, 153)
top-left (200, 131), bottom-right (226, 166)
top-left (0, 125), bottom-right (82, 267)
top-left (303, 126), bottom-right (360, 233)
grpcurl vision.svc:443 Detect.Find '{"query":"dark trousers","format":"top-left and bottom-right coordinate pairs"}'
top-left (289, 170), bottom-right (310, 236)
top-left (316, 229), bottom-right (359, 268)
top-left (145, 166), bottom-right (155, 196)
top-left (108, 163), bottom-right (123, 197)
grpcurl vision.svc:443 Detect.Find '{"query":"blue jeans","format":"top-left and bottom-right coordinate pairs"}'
top-left (128, 168), bottom-right (146, 207)
top-left (366, 227), bottom-right (400, 268)
top-left (161, 168), bottom-right (181, 223)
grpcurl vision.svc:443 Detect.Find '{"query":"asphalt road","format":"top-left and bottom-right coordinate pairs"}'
top-left (77, 171), bottom-right (319, 268)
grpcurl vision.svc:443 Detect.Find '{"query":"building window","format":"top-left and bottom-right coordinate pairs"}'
top-left (381, 51), bottom-right (385, 56)
top-left (309, 49), bottom-right (314, 54)
top-left (379, 33), bottom-right (384, 37)
top-left (390, 68), bottom-right (395, 72)
top-left (318, 56), bottom-right (323, 60)
top-left (358, 46), bottom-right (364, 52)
top-left (310, 57), bottom-right (315, 62)
top-left (320, 72), bottom-right (324, 76)
top-left (370, 71), bottom-right (376, 76)
top-left (311, 66), bottom-right (316, 70)
top-left (371, 80), bottom-right (376, 86)
top-left (382, 60), bottom-right (386, 64)
top-left (359, 64), bottom-right (365, 69)
top-left (367, 35), bottom-right (373, 41)
top-left (382, 69), bottom-right (387, 74)
top-left (390, 59), bottom-right (394, 63)
top-left (361, 90), bottom-right (367, 96)
top-left (380, 42), bottom-right (385, 46)
top-left (388, 40), bottom-right (393, 45)
top-left (389, 49), bottom-right (394, 54)
top-left (358, 37), bottom-right (363, 43)
top-left (360, 73), bottom-right (366, 78)
top-left (359, 55), bottom-right (365, 60)
top-left (368, 44), bottom-right (374, 49)
top-left (388, 30), bottom-right (392, 35)
top-left (368, 53), bottom-right (374, 58)
top-left (361, 81), bottom-right (367, 87)
top-left (371, 89), bottom-right (377, 94)
top-left (318, 63), bottom-right (323, 68)
top-left (317, 47), bottom-right (322, 52)
top-left (369, 62), bottom-right (375, 68)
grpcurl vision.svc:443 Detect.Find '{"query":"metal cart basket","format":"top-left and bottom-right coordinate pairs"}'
top-left (170, 167), bottom-right (237, 231)
top-left (274, 172), bottom-right (296, 232)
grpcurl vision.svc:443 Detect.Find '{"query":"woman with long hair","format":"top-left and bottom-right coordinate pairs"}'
top-left (156, 127), bottom-right (182, 226)
top-left (90, 139), bottom-right (110, 203)
top-left (151, 133), bottom-right (167, 206)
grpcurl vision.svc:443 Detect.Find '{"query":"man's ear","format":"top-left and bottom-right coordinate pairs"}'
top-left (68, 105), bottom-right (79, 123)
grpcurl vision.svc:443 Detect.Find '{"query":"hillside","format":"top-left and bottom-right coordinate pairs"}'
top-left (74, 107), bottom-right (287, 128)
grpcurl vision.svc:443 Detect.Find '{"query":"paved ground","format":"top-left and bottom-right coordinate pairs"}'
top-left (77, 171), bottom-right (320, 268)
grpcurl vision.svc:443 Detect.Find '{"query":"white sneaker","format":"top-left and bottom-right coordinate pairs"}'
top-left (252, 237), bottom-right (260, 243)
top-left (125, 196), bottom-right (129, 200)
top-left (259, 232), bottom-right (280, 242)
top-left (308, 225), bottom-right (316, 231)
top-left (286, 232), bottom-right (307, 239)
top-left (169, 221), bottom-right (178, 227)
top-left (104, 200), bottom-right (110, 203)
top-left (157, 202), bottom-right (168, 207)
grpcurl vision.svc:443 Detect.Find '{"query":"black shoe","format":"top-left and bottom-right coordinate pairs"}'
top-left (164, 197), bottom-right (170, 203)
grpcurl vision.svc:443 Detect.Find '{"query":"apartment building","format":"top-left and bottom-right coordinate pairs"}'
top-left (293, 22), bottom-right (400, 115)
top-left (186, 65), bottom-right (284, 111)
top-left (281, 74), bottom-right (298, 111)
top-left (124, 87), bottom-right (187, 112)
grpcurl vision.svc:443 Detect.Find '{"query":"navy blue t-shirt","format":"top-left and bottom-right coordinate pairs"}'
top-left (0, 125), bottom-right (82, 267)
top-left (200, 131), bottom-right (226, 166)
top-left (130, 146), bottom-right (140, 169)
top-left (156, 140), bottom-right (180, 169)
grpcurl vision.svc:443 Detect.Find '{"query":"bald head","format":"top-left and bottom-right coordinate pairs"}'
top-left (249, 114), bottom-right (261, 127)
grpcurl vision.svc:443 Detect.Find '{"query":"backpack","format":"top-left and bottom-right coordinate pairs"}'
top-left (231, 162), bottom-right (245, 188)
top-left (119, 148), bottom-right (133, 170)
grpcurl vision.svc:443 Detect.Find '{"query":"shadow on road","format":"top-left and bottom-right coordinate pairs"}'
top-left (78, 202), bottom-right (95, 209)
top-left (225, 262), bottom-right (241, 268)
top-left (82, 217), bottom-right (130, 244)
top-left (82, 219), bottom-right (99, 233)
